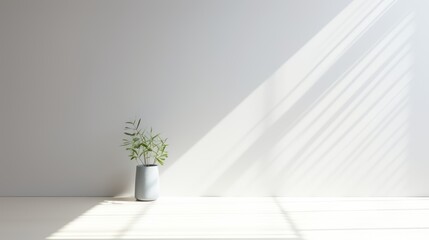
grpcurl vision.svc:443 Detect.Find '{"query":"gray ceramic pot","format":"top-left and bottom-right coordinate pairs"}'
top-left (135, 165), bottom-right (159, 201)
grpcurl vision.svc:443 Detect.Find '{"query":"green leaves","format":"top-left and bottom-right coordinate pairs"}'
top-left (122, 118), bottom-right (168, 166)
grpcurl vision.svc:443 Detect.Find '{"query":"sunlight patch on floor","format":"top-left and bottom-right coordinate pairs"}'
top-left (45, 197), bottom-right (429, 240)
top-left (48, 198), bottom-right (297, 239)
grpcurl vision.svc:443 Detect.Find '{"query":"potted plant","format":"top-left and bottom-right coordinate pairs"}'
top-left (122, 118), bottom-right (168, 201)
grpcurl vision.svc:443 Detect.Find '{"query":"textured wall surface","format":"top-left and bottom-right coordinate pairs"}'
top-left (0, 0), bottom-right (428, 196)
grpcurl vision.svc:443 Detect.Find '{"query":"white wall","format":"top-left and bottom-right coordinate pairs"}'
top-left (0, 0), bottom-right (428, 196)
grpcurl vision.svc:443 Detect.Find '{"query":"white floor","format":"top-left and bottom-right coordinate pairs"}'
top-left (1, 197), bottom-right (429, 240)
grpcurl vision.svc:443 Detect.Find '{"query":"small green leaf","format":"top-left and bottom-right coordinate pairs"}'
top-left (137, 118), bottom-right (141, 128)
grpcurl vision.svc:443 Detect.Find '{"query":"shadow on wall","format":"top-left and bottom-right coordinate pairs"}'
top-left (161, 0), bottom-right (417, 196)
top-left (409, 0), bottom-right (429, 196)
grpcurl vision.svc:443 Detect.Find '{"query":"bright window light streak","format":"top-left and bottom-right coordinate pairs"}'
top-left (222, 10), bottom-right (414, 196)
top-left (269, 17), bottom-right (414, 164)
top-left (161, 0), bottom-right (404, 196)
